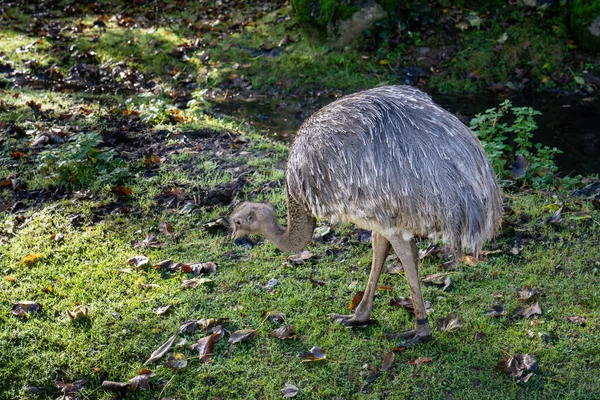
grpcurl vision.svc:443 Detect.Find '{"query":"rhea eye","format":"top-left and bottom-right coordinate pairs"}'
top-left (247, 215), bottom-right (253, 223)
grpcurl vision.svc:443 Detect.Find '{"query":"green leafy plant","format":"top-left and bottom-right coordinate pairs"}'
top-left (37, 133), bottom-right (128, 188)
top-left (470, 100), bottom-right (563, 188)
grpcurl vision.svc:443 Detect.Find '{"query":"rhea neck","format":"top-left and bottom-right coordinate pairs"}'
top-left (260, 195), bottom-right (316, 253)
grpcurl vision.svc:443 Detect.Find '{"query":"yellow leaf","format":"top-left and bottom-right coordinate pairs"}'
top-left (22, 253), bottom-right (43, 264)
top-left (4, 276), bottom-right (16, 282)
top-left (135, 277), bottom-right (144, 286)
top-left (379, 59), bottom-right (391, 65)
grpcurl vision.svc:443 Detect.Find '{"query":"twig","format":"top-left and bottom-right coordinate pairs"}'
top-left (158, 375), bottom-right (174, 400)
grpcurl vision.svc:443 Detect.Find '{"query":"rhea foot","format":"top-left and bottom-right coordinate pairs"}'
top-left (330, 313), bottom-right (375, 328)
top-left (386, 320), bottom-right (432, 347)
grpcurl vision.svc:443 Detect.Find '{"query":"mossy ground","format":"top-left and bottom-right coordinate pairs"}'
top-left (1, 1), bottom-right (599, 399)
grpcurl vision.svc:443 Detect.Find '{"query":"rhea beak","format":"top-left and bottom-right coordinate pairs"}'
top-left (231, 225), bottom-right (239, 240)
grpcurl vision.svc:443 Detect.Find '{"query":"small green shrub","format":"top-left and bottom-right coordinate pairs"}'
top-left (470, 100), bottom-right (564, 188)
top-left (37, 133), bottom-right (128, 188)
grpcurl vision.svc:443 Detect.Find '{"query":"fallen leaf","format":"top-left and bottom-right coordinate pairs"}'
top-left (22, 253), bottom-right (43, 264)
top-left (386, 262), bottom-right (403, 274)
top-left (129, 370), bottom-right (156, 391)
top-left (4, 276), bottom-right (16, 283)
top-left (51, 233), bottom-right (64, 242)
top-left (144, 334), bottom-right (177, 365)
top-left (567, 316), bottom-right (586, 326)
top-left (101, 381), bottom-right (129, 395)
top-left (228, 329), bottom-right (258, 344)
top-left (377, 284), bottom-right (394, 291)
top-left (111, 186), bottom-right (132, 196)
top-left (517, 287), bottom-right (539, 300)
top-left (389, 297), bottom-right (433, 314)
top-left (56, 379), bottom-right (86, 396)
top-left (436, 312), bottom-right (464, 332)
top-left (512, 302), bottom-right (542, 318)
top-left (154, 305), bottom-right (171, 315)
top-left (140, 283), bottom-right (159, 289)
top-left (269, 325), bottom-right (296, 339)
top-left (422, 272), bottom-right (450, 291)
top-left (546, 204), bottom-right (564, 225)
top-left (496, 353), bottom-right (538, 381)
top-left (349, 291), bottom-right (364, 310)
top-left (164, 353), bottom-right (188, 369)
top-left (12, 301), bottom-right (42, 317)
top-left (155, 188), bottom-right (186, 207)
top-left (483, 305), bottom-right (506, 317)
top-left (418, 243), bottom-right (440, 260)
top-left (153, 259), bottom-right (181, 272)
top-left (298, 346), bottom-right (326, 362)
top-left (158, 221), bottom-right (174, 235)
top-left (179, 318), bottom-right (230, 334)
top-left (67, 306), bottom-right (88, 320)
top-left (462, 255), bottom-right (478, 266)
top-left (132, 234), bottom-right (163, 249)
top-left (263, 311), bottom-right (286, 323)
top-left (288, 251), bottom-right (313, 264)
top-left (281, 383), bottom-right (299, 398)
top-left (180, 278), bottom-right (213, 289)
top-left (190, 325), bottom-right (224, 363)
top-left (381, 351), bottom-right (395, 371)
top-left (181, 262), bottom-right (217, 275)
top-left (408, 357), bottom-right (432, 365)
top-left (127, 255), bottom-right (149, 268)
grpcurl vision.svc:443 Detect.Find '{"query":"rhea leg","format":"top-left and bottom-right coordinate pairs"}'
top-left (388, 235), bottom-right (432, 346)
top-left (332, 232), bottom-right (390, 327)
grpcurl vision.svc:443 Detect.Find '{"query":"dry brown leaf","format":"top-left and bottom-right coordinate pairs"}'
top-left (436, 312), bottom-right (464, 332)
top-left (144, 334), bottom-right (177, 365)
top-left (132, 234), bottom-right (163, 249)
top-left (381, 351), bottom-right (395, 371)
top-left (281, 383), bottom-right (298, 398)
top-left (517, 287), bottom-right (539, 300)
top-left (386, 262), bottom-right (403, 274)
top-left (269, 325), bottom-right (296, 340)
top-left (512, 302), bottom-right (542, 318)
top-left (154, 305), bottom-right (171, 315)
top-left (111, 186), bottom-right (133, 196)
top-left (181, 262), bottom-right (217, 275)
top-left (153, 259), bottom-right (181, 272)
top-left (349, 291), bottom-right (364, 310)
top-left (228, 329), bottom-right (258, 344)
top-left (12, 301), bottom-right (42, 317)
top-left (408, 357), bottom-right (432, 365)
top-left (189, 326), bottom-right (224, 363)
top-left (496, 353), bottom-right (538, 381)
top-left (389, 297), bottom-right (433, 314)
top-left (422, 272), bottom-right (450, 291)
top-left (180, 278), bottom-right (213, 289)
top-left (22, 253), bottom-right (43, 264)
top-left (127, 255), bottom-right (150, 268)
top-left (67, 306), bottom-right (88, 320)
top-left (129, 370), bottom-right (156, 391)
top-left (298, 346), bottom-right (326, 362)
top-left (483, 305), bottom-right (506, 317)
top-left (158, 221), bottom-right (173, 236)
top-left (164, 353), bottom-right (188, 369)
top-left (288, 251), bottom-right (313, 264)
top-left (567, 316), bottom-right (586, 326)
top-left (101, 381), bottom-right (129, 395)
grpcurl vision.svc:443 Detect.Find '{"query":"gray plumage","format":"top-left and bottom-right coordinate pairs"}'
top-left (287, 85), bottom-right (502, 255)
top-left (231, 85), bottom-right (502, 343)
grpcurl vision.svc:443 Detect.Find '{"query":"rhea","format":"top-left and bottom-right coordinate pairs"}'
top-left (231, 86), bottom-right (502, 345)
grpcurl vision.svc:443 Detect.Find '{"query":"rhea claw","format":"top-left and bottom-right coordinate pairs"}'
top-left (330, 313), bottom-right (375, 328)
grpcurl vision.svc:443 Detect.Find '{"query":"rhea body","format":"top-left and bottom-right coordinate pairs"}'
top-left (231, 85), bottom-right (502, 345)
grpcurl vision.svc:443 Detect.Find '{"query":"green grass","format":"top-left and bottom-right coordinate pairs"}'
top-left (1, 1), bottom-right (599, 398)
top-left (1, 107), bottom-right (599, 398)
